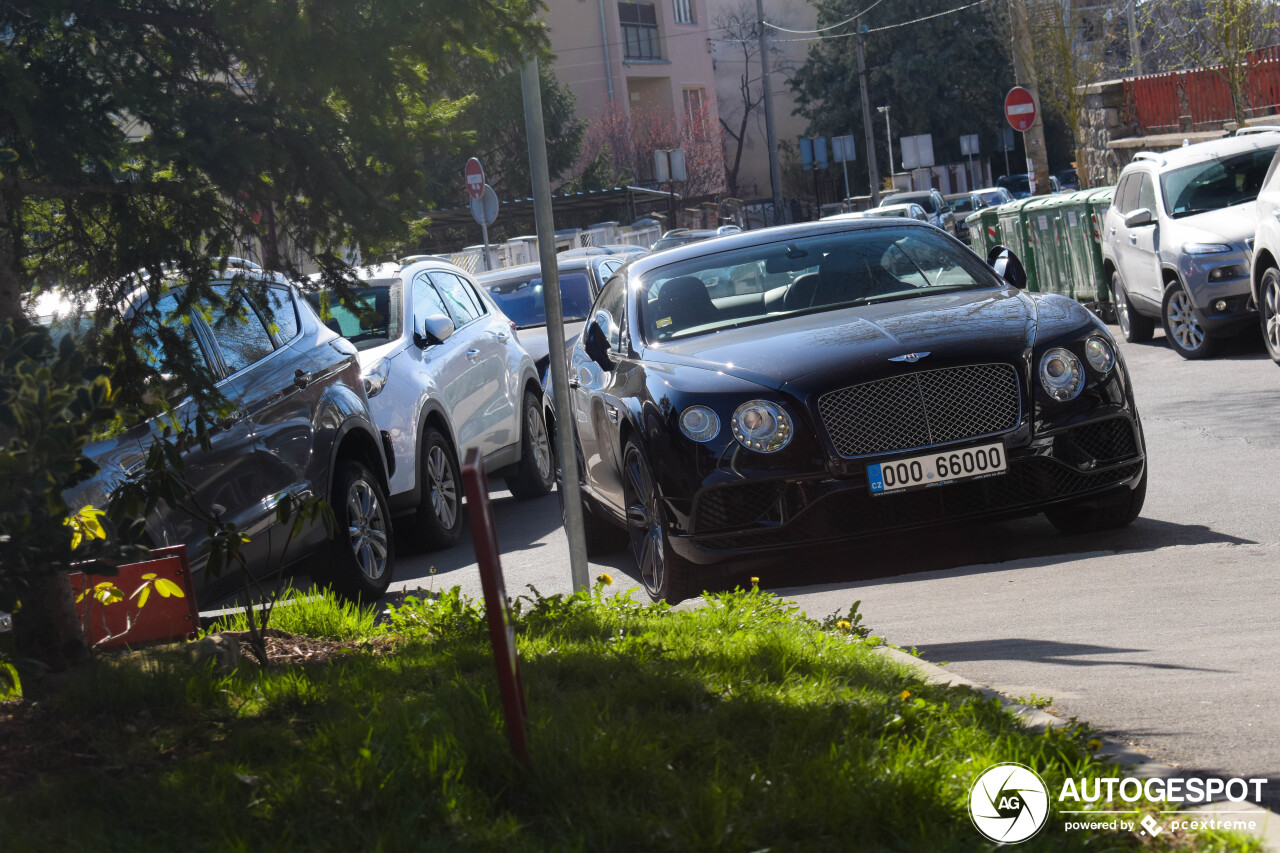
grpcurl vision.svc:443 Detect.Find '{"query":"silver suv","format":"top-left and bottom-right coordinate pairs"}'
top-left (1103, 131), bottom-right (1280, 358)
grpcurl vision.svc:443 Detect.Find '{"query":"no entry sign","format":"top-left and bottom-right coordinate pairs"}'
top-left (464, 157), bottom-right (485, 201)
top-left (1004, 87), bottom-right (1037, 133)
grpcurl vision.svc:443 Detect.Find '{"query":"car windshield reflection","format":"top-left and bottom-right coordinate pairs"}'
top-left (638, 226), bottom-right (997, 344)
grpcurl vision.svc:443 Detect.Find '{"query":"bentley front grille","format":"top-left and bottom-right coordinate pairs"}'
top-left (818, 363), bottom-right (1021, 458)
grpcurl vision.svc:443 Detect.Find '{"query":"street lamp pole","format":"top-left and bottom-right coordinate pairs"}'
top-left (878, 106), bottom-right (894, 191)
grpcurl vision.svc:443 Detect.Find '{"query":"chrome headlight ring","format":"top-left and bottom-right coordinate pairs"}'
top-left (731, 400), bottom-right (793, 453)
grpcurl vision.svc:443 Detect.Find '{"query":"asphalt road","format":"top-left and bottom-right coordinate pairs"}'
top-left (364, 319), bottom-right (1280, 805)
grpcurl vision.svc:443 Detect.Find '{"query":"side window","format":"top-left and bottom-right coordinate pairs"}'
top-left (1137, 173), bottom-right (1157, 214)
top-left (134, 291), bottom-right (211, 375)
top-left (428, 271), bottom-right (483, 326)
top-left (249, 285), bottom-right (299, 343)
top-left (592, 277), bottom-right (627, 351)
top-left (204, 285), bottom-right (277, 375)
top-left (411, 272), bottom-right (451, 327)
top-left (1114, 174), bottom-right (1136, 214)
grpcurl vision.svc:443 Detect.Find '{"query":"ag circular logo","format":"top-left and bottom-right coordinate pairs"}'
top-left (969, 763), bottom-right (1050, 844)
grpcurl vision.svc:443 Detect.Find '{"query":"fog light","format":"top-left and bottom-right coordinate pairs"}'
top-left (1214, 299), bottom-right (1228, 312)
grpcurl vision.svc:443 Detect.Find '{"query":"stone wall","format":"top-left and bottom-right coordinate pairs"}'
top-left (1079, 78), bottom-right (1280, 188)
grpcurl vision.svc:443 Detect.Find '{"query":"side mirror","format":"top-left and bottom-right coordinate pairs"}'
top-left (414, 313), bottom-right (454, 348)
top-left (988, 246), bottom-right (1028, 290)
top-left (1124, 208), bottom-right (1154, 228)
top-left (584, 320), bottom-right (614, 371)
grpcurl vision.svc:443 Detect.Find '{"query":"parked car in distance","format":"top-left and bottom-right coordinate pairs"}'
top-left (944, 192), bottom-right (990, 244)
top-left (997, 172), bottom-right (1062, 198)
top-left (859, 203), bottom-right (930, 222)
top-left (477, 254), bottom-right (624, 382)
top-left (881, 189), bottom-right (955, 236)
top-left (1244, 142), bottom-right (1280, 365)
top-left (1057, 168), bottom-right (1081, 190)
top-left (651, 226), bottom-right (742, 253)
top-left (559, 244), bottom-right (648, 261)
top-left (59, 264), bottom-right (397, 604)
top-left (1104, 131), bottom-right (1280, 358)
top-left (974, 186), bottom-right (1016, 208)
top-left (308, 257), bottom-right (554, 551)
top-left (567, 219), bottom-right (1146, 603)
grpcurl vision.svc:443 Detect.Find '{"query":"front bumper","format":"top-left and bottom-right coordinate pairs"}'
top-left (668, 415), bottom-right (1145, 566)
top-left (1183, 250), bottom-right (1257, 333)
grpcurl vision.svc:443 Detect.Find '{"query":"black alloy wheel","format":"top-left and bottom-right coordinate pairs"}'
top-left (1162, 281), bottom-right (1221, 359)
top-left (506, 391), bottom-right (556, 499)
top-left (622, 441), bottom-right (695, 604)
top-left (412, 427), bottom-right (463, 550)
top-left (1260, 267), bottom-right (1280, 365)
top-left (328, 459), bottom-right (394, 600)
top-left (1112, 272), bottom-right (1154, 343)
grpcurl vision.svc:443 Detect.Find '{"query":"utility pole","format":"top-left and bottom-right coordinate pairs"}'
top-left (1007, 0), bottom-right (1051, 196)
top-left (878, 106), bottom-right (894, 191)
top-left (757, 0), bottom-right (784, 224)
top-left (856, 20), bottom-right (881, 206)
top-left (1127, 0), bottom-right (1142, 76)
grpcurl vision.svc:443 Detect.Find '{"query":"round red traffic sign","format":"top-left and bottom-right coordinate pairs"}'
top-left (1004, 87), bottom-right (1037, 132)
top-left (464, 157), bottom-right (485, 201)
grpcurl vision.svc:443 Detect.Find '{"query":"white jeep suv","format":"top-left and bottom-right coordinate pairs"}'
top-left (1103, 131), bottom-right (1280, 358)
top-left (310, 258), bottom-right (555, 548)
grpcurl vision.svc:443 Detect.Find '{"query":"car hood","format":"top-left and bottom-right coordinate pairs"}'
top-left (517, 320), bottom-right (585, 367)
top-left (1172, 202), bottom-right (1257, 245)
top-left (644, 288), bottom-right (1037, 394)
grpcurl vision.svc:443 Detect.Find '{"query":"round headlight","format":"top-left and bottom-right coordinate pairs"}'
top-left (1084, 336), bottom-right (1115, 374)
top-left (731, 400), bottom-right (793, 453)
top-left (679, 406), bottom-right (721, 442)
top-left (1039, 348), bottom-right (1084, 402)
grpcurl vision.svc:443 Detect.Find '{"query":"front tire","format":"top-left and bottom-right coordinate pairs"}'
top-left (412, 428), bottom-right (463, 550)
top-left (1260, 267), bottom-right (1280, 365)
top-left (1044, 466), bottom-right (1147, 535)
top-left (1113, 272), bottom-right (1154, 343)
top-left (327, 459), bottom-right (394, 601)
top-left (505, 391), bottom-right (556, 499)
top-left (622, 441), bottom-right (698, 604)
top-left (1162, 281), bottom-right (1221, 359)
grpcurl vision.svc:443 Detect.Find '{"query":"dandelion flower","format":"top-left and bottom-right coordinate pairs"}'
top-left (836, 619), bottom-right (852, 631)
top-left (899, 689), bottom-right (911, 701)
top-left (596, 573), bottom-right (614, 586)
top-left (1087, 738), bottom-right (1103, 751)
top-left (750, 576), bottom-right (760, 584)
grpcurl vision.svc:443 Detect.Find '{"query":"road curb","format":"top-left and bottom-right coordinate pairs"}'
top-left (876, 645), bottom-right (1280, 852)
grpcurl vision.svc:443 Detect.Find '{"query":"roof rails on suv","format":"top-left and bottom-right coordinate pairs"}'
top-left (1130, 151), bottom-right (1164, 165)
top-left (1234, 126), bottom-right (1280, 136)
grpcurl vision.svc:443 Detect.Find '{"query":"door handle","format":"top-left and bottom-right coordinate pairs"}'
top-left (465, 348), bottom-right (481, 361)
top-left (1110, 227), bottom-right (1117, 235)
top-left (495, 330), bottom-right (510, 343)
top-left (1129, 235), bottom-right (1137, 244)
top-left (567, 377), bottom-right (580, 389)
top-left (293, 368), bottom-right (309, 389)
top-left (215, 410), bottom-right (244, 431)
top-left (1272, 209), bottom-right (1280, 222)
top-left (606, 404), bottom-right (618, 423)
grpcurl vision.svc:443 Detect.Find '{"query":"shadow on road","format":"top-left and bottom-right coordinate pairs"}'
top-left (907, 638), bottom-right (1227, 673)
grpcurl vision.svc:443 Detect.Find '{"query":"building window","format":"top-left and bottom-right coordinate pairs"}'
top-left (673, 0), bottom-right (694, 24)
top-left (683, 87), bottom-right (705, 124)
top-left (619, 2), bottom-right (661, 60)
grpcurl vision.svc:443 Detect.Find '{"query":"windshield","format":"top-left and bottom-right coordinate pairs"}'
top-left (638, 226), bottom-right (998, 344)
top-left (1161, 145), bottom-right (1279, 217)
top-left (977, 190), bottom-right (1005, 207)
top-left (886, 193), bottom-right (935, 213)
top-left (999, 174), bottom-right (1030, 195)
top-left (306, 279), bottom-right (400, 350)
top-left (950, 197), bottom-right (977, 214)
top-left (484, 271), bottom-right (594, 327)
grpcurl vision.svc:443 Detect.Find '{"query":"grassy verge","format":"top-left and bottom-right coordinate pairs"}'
top-left (0, 583), bottom-right (1259, 851)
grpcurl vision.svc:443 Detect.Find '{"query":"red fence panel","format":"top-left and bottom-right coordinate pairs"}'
top-left (1248, 56), bottom-right (1280, 117)
top-left (1184, 68), bottom-right (1235, 128)
top-left (1129, 72), bottom-right (1183, 133)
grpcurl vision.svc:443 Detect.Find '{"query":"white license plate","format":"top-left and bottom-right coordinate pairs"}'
top-left (867, 442), bottom-right (1007, 494)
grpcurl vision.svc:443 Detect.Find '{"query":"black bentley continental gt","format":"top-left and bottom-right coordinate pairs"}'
top-left (565, 219), bottom-right (1146, 603)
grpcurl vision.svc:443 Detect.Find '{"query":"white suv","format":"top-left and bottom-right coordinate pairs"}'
top-left (1248, 146), bottom-right (1280, 366)
top-left (310, 258), bottom-right (555, 549)
top-left (1103, 131), bottom-right (1279, 358)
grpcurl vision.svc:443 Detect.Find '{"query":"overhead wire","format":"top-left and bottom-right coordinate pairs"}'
top-left (771, 0), bottom-right (993, 43)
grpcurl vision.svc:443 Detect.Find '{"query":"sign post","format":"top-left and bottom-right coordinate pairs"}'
top-left (1004, 86), bottom-right (1039, 193)
top-left (470, 184), bottom-right (498, 271)
top-left (832, 134), bottom-right (856, 203)
top-left (464, 158), bottom-right (493, 270)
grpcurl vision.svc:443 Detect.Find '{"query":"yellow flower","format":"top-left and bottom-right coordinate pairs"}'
top-left (1087, 738), bottom-right (1103, 751)
top-left (596, 573), bottom-right (614, 586)
top-left (749, 576), bottom-right (760, 584)
top-left (899, 689), bottom-right (911, 701)
top-left (836, 620), bottom-right (852, 631)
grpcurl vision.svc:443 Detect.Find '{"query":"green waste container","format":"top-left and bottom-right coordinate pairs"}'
top-left (1057, 186), bottom-right (1115, 311)
top-left (995, 197), bottom-right (1044, 292)
top-left (1023, 196), bottom-right (1069, 296)
top-left (967, 206), bottom-right (1001, 259)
